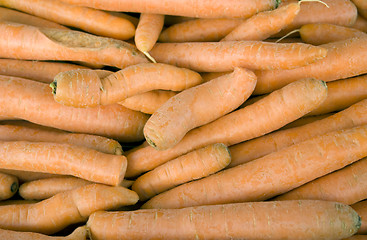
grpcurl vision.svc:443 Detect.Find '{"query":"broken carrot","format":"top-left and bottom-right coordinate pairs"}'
top-left (0, 172), bottom-right (18, 200)
top-left (0, 226), bottom-right (87, 240)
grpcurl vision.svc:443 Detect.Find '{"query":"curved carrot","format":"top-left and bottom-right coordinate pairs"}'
top-left (143, 125), bottom-right (367, 209)
top-left (0, 0), bottom-right (136, 40)
top-left (352, 200), bottom-right (367, 234)
top-left (0, 183), bottom-right (138, 234)
top-left (0, 226), bottom-right (87, 240)
top-left (0, 141), bottom-right (127, 186)
top-left (0, 22), bottom-right (148, 69)
top-left (149, 41), bottom-right (327, 72)
top-left (126, 78), bottom-right (328, 177)
top-left (143, 68), bottom-right (257, 150)
top-left (0, 172), bottom-right (18, 201)
top-left (51, 63), bottom-right (203, 108)
top-left (88, 200), bottom-right (360, 240)
top-left (132, 143), bottom-right (231, 201)
top-left (351, 15), bottom-right (367, 32)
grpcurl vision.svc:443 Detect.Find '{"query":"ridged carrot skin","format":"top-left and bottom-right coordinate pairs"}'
top-left (0, 226), bottom-right (87, 240)
top-left (88, 200), bottom-right (361, 240)
top-left (0, 172), bottom-right (18, 201)
top-left (351, 200), bottom-right (367, 234)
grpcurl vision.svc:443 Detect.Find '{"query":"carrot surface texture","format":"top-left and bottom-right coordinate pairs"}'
top-left (126, 78), bottom-right (328, 178)
top-left (0, 184), bottom-right (138, 234)
top-left (352, 15), bottom-right (367, 32)
top-left (149, 41), bottom-right (328, 72)
top-left (132, 143), bottom-right (231, 201)
top-left (143, 125), bottom-right (367, 209)
top-left (0, 22), bottom-right (148, 69)
top-left (352, 200), bottom-right (367, 234)
top-left (88, 200), bottom-right (360, 240)
top-left (51, 63), bottom-right (202, 108)
top-left (0, 172), bottom-right (18, 201)
top-left (0, 226), bottom-right (87, 240)
top-left (0, 141), bottom-right (127, 186)
top-left (143, 68), bottom-right (257, 150)
top-left (0, 0), bottom-right (136, 40)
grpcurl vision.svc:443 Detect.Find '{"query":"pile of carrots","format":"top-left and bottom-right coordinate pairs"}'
top-left (0, 0), bottom-right (367, 239)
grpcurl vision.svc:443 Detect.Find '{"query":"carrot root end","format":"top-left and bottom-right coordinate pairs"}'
top-left (49, 81), bottom-right (57, 95)
top-left (10, 181), bottom-right (18, 193)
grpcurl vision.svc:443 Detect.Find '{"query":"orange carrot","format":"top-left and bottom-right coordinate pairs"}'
top-left (352, 0), bottom-right (367, 9)
top-left (0, 76), bottom-right (148, 142)
top-left (0, 141), bottom-right (127, 186)
top-left (274, 157), bottom-right (367, 204)
top-left (132, 143), bottom-right (231, 201)
top-left (126, 78), bottom-right (328, 177)
top-left (51, 63), bottom-right (203, 108)
top-left (163, 15), bottom-right (196, 26)
top-left (143, 68), bottom-right (257, 150)
top-left (0, 120), bottom-right (123, 155)
top-left (351, 15), bottom-right (367, 32)
top-left (143, 125), bottom-right (367, 209)
top-left (0, 183), bottom-right (138, 234)
top-left (0, 169), bottom-right (65, 183)
top-left (279, 113), bottom-right (333, 130)
top-left (0, 0), bottom-right (136, 40)
top-left (159, 18), bottom-right (243, 43)
top-left (149, 41), bottom-right (327, 72)
top-left (0, 172), bottom-right (18, 200)
top-left (120, 90), bottom-right (177, 114)
top-left (229, 98), bottom-right (367, 168)
top-left (360, 8), bottom-right (367, 19)
top-left (0, 22), bottom-right (148, 69)
top-left (0, 226), bottom-right (87, 240)
top-left (254, 36), bottom-right (367, 95)
top-left (0, 200), bottom-right (38, 206)
top-left (343, 235), bottom-right (367, 240)
top-left (352, 200), bottom-right (367, 234)
top-left (106, 11), bottom-right (139, 27)
top-left (88, 200), bottom-right (360, 240)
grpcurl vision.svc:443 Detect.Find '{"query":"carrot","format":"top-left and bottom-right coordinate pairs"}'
top-left (300, 23), bottom-right (366, 45)
top-left (143, 125), bottom-right (367, 209)
top-left (0, 226), bottom-right (87, 240)
top-left (360, 9), bottom-right (367, 19)
top-left (0, 0), bottom-right (136, 40)
top-left (132, 143), bottom-right (231, 201)
top-left (149, 41), bottom-right (327, 72)
top-left (51, 63), bottom-right (203, 108)
top-left (88, 200), bottom-right (360, 240)
top-left (274, 157), bottom-right (367, 204)
top-left (343, 235), bottom-right (367, 240)
top-left (159, 18), bottom-right (243, 43)
top-left (126, 78), bottom-right (328, 177)
top-left (0, 169), bottom-right (64, 183)
top-left (0, 22), bottom-right (148, 69)
top-left (351, 15), bottom-right (367, 32)
top-left (56, 0), bottom-right (280, 19)
top-left (0, 172), bottom-right (18, 200)
top-left (352, 200), bottom-right (367, 234)
top-left (228, 98), bottom-right (367, 168)
top-left (352, 0), bottom-right (367, 9)
top-left (0, 120), bottom-right (123, 155)
top-left (0, 76), bottom-right (148, 142)
top-left (254, 36), bottom-right (367, 95)
top-left (120, 90), bottom-right (177, 114)
top-left (106, 11), bottom-right (139, 27)
top-left (279, 113), bottom-right (333, 130)
top-left (0, 140), bottom-right (128, 186)
top-left (164, 15), bottom-right (196, 26)
top-left (143, 68), bottom-right (257, 150)
top-left (0, 183), bottom-right (138, 234)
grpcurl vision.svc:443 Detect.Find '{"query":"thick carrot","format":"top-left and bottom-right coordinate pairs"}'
top-left (274, 157), bottom-right (367, 204)
top-left (0, 76), bottom-right (148, 142)
top-left (126, 78), bottom-right (328, 177)
top-left (352, 200), bottom-right (367, 234)
top-left (0, 121), bottom-right (123, 155)
top-left (0, 183), bottom-right (138, 234)
top-left (254, 36), bottom-right (367, 95)
top-left (0, 172), bottom-right (18, 200)
top-left (0, 0), bottom-right (135, 40)
top-left (0, 22), bottom-right (148, 69)
top-left (351, 15), bottom-right (367, 32)
top-left (88, 200), bottom-right (360, 240)
top-left (221, 2), bottom-right (300, 42)
top-left (0, 226), bottom-right (87, 240)
top-left (143, 125), bottom-right (367, 209)
top-left (0, 141), bottom-right (127, 186)
top-left (56, 0), bottom-right (279, 19)
top-left (159, 18), bottom-right (243, 43)
top-left (132, 143), bottom-right (231, 201)
top-left (300, 23), bottom-right (366, 45)
top-left (120, 90), bottom-right (177, 114)
top-left (51, 63), bottom-right (203, 108)
top-left (149, 41), bottom-right (327, 72)
top-left (144, 68), bottom-right (257, 150)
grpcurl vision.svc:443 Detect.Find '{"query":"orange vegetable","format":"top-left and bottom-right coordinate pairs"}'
top-left (351, 200), bottom-right (367, 234)
top-left (0, 226), bottom-right (87, 240)
top-left (279, 113), bottom-right (333, 130)
top-left (0, 172), bottom-right (18, 200)
top-left (0, 169), bottom-right (64, 183)
top-left (351, 15), bottom-right (367, 32)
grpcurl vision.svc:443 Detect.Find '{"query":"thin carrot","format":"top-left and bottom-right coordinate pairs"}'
top-left (51, 63), bottom-right (203, 108)
top-left (126, 78), bottom-right (328, 177)
top-left (143, 68), bottom-right (257, 150)
top-left (132, 143), bottom-right (231, 201)
top-left (352, 200), bottom-right (367, 234)
top-left (149, 41), bottom-right (327, 72)
top-left (0, 172), bottom-right (18, 200)
top-left (0, 140), bottom-right (128, 186)
top-left (351, 15), bottom-right (367, 32)
top-left (0, 0), bottom-right (136, 40)
top-left (0, 226), bottom-right (87, 240)
top-left (143, 125), bottom-right (367, 209)
top-left (88, 200), bottom-right (360, 240)
top-left (0, 183), bottom-right (138, 234)
top-left (0, 76), bottom-right (149, 142)
top-left (0, 22), bottom-right (148, 69)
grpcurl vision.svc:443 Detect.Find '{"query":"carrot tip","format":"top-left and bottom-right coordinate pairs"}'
top-left (143, 51), bottom-right (157, 63)
top-left (10, 182), bottom-right (18, 193)
top-left (115, 147), bottom-right (124, 155)
top-left (49, 81), bottom-right (57, 95)
top-left (145, 136), bottom-right (157, 149)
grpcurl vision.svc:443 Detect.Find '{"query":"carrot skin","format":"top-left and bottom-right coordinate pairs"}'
top-left (135, 13), bottom-right (164, 53)
top-left (351, 15), bottom-right (367, 32)
top-left (352, 200), bottom-right (367, 234)
top-left (0, 172), bottom-right (18, 200)
top-left (0, 226), bottom-right (87, 240)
